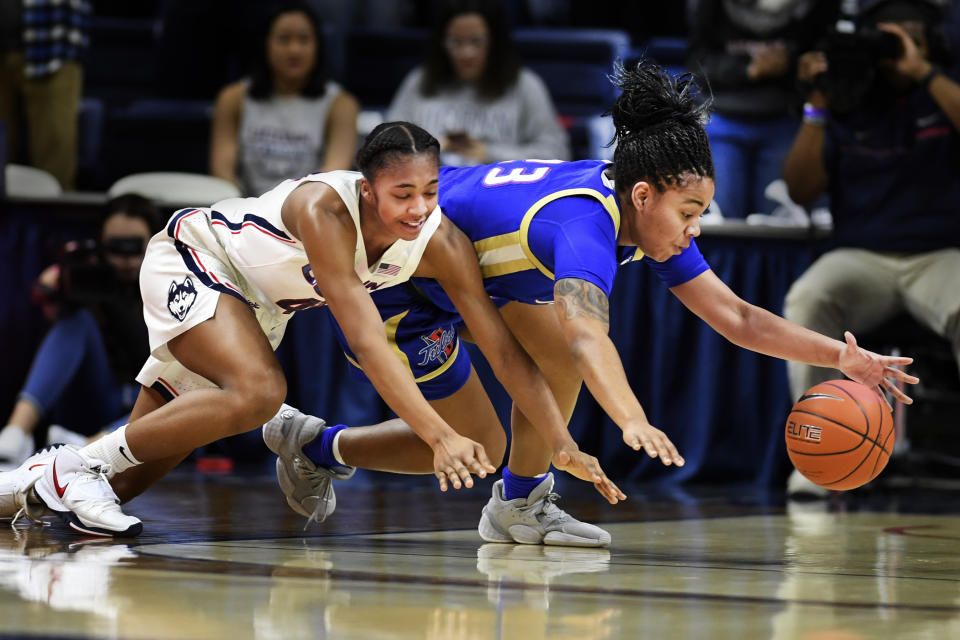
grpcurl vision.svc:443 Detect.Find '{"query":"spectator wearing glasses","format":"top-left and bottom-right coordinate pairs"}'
top-left (0, 195), bottom-right (160, 469)
top-left (387, 0), bottom-right (570, 165)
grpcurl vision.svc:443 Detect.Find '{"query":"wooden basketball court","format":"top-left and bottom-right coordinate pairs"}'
top-left (0, 469), bottom-right (958, 639)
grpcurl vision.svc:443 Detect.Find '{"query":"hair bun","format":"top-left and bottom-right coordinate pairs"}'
top-left (606, 59), bottom-right (711, 144)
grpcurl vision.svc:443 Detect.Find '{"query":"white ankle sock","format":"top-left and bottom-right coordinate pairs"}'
top-left (78, 425), bottom-right (141, 475)
top-left (332, 430), bottom-right (346, 465)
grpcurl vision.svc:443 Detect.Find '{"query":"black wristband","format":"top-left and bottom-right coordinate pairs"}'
top-left (921, 65), bottom-right (941, 90)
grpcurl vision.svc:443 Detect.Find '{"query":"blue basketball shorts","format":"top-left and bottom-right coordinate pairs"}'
top-left (329, 284), bottom-right (471, 401)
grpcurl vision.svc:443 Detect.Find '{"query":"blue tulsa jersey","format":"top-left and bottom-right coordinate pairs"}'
top-left (415, 159), bottom-right (709, 311)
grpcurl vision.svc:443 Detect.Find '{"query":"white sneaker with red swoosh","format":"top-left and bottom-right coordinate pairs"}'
top-left (0, 444), bottom-right (66, 522)
top-left (32, 446), bottom-right (142, 537)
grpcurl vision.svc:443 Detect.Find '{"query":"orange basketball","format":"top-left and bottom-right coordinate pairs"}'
top-left (785, 379), bottom-right (894, 491)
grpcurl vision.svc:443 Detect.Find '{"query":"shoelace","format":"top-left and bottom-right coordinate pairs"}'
top-left (70, 463), bottom-right (123, 519)
top-left (292, 457), bottom-right (334, 528)
top-left (10, 477), bottom-right (49, 528)
top-left (10, 505), bottom-right (48, 529)
top-left (11, 496), bottom-right (48, 528)
top-left (526, 492), bottom-right (568, 528)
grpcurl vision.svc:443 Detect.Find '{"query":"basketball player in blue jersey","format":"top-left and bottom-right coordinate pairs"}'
top-left (263, 59), bottom-right (919, 548)
top-left (0, 122), bottom-right (621, 536)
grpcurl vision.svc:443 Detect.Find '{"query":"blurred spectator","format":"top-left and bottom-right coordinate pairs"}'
top-left (387, 0), bottom-right (570, 165)
top-left (209, 2), bottom-right (359, 196)
top-left (687, 0), bottom-right (839, 218)
top-left (781, 0), bottom-right (960, 491)
top-left (0, 195), bottom-right (160, 469)
top-left (0, 0), bottom-right (91, 190)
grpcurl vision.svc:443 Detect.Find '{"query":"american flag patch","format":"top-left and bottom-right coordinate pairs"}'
top-left (376, 262), bottom-right (401, 276)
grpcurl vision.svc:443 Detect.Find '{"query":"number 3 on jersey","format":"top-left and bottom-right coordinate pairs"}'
top-left (482, 160), bottom-right (562, 187)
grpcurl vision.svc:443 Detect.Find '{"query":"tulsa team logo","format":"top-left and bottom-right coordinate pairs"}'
top-left (417, 328), bottom-right (455, 367)
top-left (167, 276), bottom-right (197, 321)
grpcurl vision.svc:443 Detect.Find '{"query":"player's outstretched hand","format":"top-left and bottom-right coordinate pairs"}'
top-left (432, 433), bottom-right (497, 492)
top-left (838, 331), bottom-right (919, 405)
top-left (552, 445), bottom-right (626, 505)
top-left (622, 419), bottom-right (685, 467)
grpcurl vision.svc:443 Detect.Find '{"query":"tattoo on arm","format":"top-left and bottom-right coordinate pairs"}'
top-left (555, 278), bottom-right (610, 325)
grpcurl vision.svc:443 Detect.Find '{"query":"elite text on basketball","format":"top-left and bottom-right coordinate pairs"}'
top-left (786, 420), bottom-right (822, 443)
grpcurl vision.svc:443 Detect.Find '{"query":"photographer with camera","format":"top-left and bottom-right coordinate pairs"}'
top-left (0, 195), bottom-right (161, 469)
top-left (686, 0), bottom-right (840, 218)
top-left (782, 0), bottom-right (960, 495)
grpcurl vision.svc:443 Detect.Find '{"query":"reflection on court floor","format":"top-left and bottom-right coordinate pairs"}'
top-left (1, 495), bottom-right (959, 639)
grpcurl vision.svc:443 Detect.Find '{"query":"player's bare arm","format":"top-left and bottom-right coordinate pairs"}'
top-left (555, 278), bottom-right (610, 324)
top-left (670, 269), bottom-right (918, 403)
top-left (417, 219), bottom-right (625, 502)
top-left (283, 187), bottom-right (495, 490)
top-left (553, 277), bottom-right (684, 466)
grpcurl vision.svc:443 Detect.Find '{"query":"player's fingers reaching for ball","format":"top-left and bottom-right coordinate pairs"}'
top-left (474, 445), bottom-right (496, 475)
top-left (621, 420), bottom-right (683, 467)
top-left (881, 378), bottom-right (913, 405)
top-left (876, 384), bottom-right (895, 413)
top-left (456, 466), bottom-right (474, 489)
top-left (886, 364), bottom-right (919, 385)
top-left (436, 472), bottom-right (448, 492)
top-left (659, 437), bottom-right (685, 467)
top-left (595, 475), bottom-right (626, 504)
top-left (445, 468), bottom-right (463, 490)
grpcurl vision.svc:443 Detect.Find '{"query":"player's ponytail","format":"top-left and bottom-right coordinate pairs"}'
top-left (606, 59), bottom-right (714, 192)
top-left (355, 122), bottom-right (441, 181)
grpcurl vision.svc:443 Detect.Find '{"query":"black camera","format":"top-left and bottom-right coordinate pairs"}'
top-left (56, 240), bottom-right (118, 305)
top-left (817, 26), bottom-right (904, 113)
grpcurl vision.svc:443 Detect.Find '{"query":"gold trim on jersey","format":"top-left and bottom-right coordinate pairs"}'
top-left (384, 311), bottom-right (411, 370)
top-left (342, 309), bottom-right (462, 383)
top-left (472, 188), bottom-right (621, 280)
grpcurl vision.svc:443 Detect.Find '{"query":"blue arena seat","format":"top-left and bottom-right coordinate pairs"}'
top-left (636, 36), bottom-right (690, 76)
top-left (95, 98), bottom-right (214, 190)
top-left (514, 28), bottom-right (630, 117)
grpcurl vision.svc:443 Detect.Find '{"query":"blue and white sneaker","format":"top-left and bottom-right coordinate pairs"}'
top-left (478, 473), bottom-right (612, 547)
top-left (32, 446), bottom-right (142, 537)
top-left (262, 404), bottom-right (355, 525)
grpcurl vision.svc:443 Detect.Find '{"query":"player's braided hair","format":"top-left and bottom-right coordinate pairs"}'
top-left (607, 59), bottom-right (714, 193)
top-left (355, 122), bottom-right (441, 181)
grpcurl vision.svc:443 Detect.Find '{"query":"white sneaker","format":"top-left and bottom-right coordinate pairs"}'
top-left (32, 446), bottom-right (142, 537)
top-left (0, 445), bottom-right (66, 523)
top-left (787, 469), bottom-right (830, 500)
top-left (478, 473), bottom-right (612, 547)
top-left (262, 404), bottom-right (355, 524)
top-left (0, 426), bottom-right (35, 471)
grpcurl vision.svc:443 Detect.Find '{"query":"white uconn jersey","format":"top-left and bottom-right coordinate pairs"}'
top-left (138, 170), bottom-right (441, 397)
top-left (165, 170), bottom-right (441, 323)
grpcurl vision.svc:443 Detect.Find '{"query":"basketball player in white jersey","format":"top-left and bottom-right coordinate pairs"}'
top-left (0, 122), bottom-right (619, 536)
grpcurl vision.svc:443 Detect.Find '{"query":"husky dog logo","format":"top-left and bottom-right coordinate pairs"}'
top-left (167, 276), bottom-right (197, 321)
